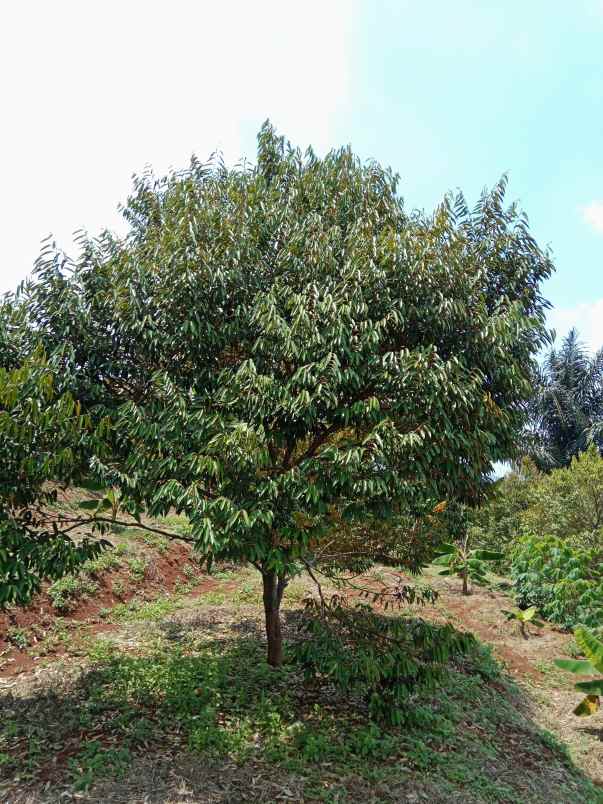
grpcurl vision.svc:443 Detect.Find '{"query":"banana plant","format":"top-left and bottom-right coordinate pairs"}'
top-left (433, 536), bottom-right (503, 595)
top-left (501, 606), bottom-right (544, 638)
top-left (554, 626), bottom-right (603, 716)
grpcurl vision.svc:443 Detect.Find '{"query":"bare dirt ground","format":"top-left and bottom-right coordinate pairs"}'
top-left (1, 557), bottom-right (602, 803)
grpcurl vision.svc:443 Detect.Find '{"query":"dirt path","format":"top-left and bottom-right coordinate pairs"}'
top-left (403, 569), bottom-right (603, 786)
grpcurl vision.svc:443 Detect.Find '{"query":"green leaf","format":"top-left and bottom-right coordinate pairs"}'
top-left (77, 500), bottom-right (101, 511)
top-left (575, 627), bottom-right (603, 674)
top-left (554, 659), bottom-right (597, 675)
top-left (473, 549), bottom-right (503, 561)
top-left (521, 606), bottom-right (538, 621)
top-left (574, 680), bottom-right (603, 695)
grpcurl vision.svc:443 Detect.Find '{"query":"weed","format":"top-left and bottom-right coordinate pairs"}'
top-left (174, 579), bottom-right (197, 595)
top-left (234, 582), bottom-right (260, 604)
top-left (29, 620), bottom-right (72, 657)
top-left (7, 627), bottom-right (29, 649)
top-left (82, 549), bottom-right (122, 578)
top-left (212, 568), bottom-right (237, 581)
top-left (127, 557), bottom-right (148, 582)
top-left (200, 591), bottom-right (226, 606)
top-left (127, 528), bottom-right (170, 553)
top-left (48, 574), bottom-right (98, 613)
top-left (111, 578), bottom-right (127, 599)
top-left (110, 596), bottom-right (180, 622)
top-left (82, 637), bottom-right (119, 664)
top-left (68, 741), bottom-right (131, 791)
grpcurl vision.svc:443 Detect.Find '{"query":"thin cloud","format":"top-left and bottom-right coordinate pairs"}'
top-left (582, 200), bottom-right (603, 234)
top-left (548, 299), bottom-right (603, 353)
top-left (0, 0), bottom-right (356, 295)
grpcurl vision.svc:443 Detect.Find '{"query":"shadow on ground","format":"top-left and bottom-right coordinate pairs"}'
top-left (1, 613), bottom-right (601, 804)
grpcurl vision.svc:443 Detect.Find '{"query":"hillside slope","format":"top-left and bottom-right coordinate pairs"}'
top-left (1, 523), bottom-right (602, 802)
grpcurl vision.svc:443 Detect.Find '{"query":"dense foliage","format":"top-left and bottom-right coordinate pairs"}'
top-left (510, 535), bottom-right (603, 629)
top-left (520, 446), bottom-right (603, 546)
top-left (0, 349), bottom-right (108, 605)
top-left (471, 446), bottom-right (603, 554)
top-left (5, 124), bottom-right (553, 661)
top-left (295, 600), bottom-right (477, 725)
top-left (468, 445), bottom-right (603, 632)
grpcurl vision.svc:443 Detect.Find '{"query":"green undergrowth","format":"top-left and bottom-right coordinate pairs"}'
top-left (47, 573), bottom-right (100, 613)
top-left (1, 619), bottom-right (600, 803)
top-left (108, 594), bottom-right (184, 623)
top-left (47, 544), bottom-right (129, 613)
top-left (510, 535), bottom-right (603, 629)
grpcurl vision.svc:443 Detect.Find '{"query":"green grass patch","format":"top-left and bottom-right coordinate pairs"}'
top-left (1, 621), bottom-right (600, 802)
top-left (124, 528), bottom-right (170, 553)
top-left (109, 595), bottom-right (181, 623)
top-left (48, 574), bottom-right (99, 613)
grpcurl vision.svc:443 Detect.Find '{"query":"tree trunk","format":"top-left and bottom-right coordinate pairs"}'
top-left (462, 568), bottom-right (469, 596)
top-left (262, 570), bottom-right (288, 667)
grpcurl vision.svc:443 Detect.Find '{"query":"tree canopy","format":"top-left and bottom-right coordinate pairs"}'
top-left (526, 328), bottom-right (603, 468)
top-left (0, 346), bottom-right (108, 605)
top-left (3, 123), bottom-right (553, 663)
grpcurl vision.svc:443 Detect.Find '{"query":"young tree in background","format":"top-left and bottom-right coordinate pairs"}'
top-left (526, 329), bottom-right (603, 468)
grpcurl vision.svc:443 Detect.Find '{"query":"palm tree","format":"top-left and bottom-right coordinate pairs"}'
top-left (526, 329), bottom-right (603, 468)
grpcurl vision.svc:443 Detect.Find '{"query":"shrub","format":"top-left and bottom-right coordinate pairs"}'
top-left (7, 626), bottom-right (29, 649)
top-left (48, 573), bottom-right (99, 612)
top-left (510, 535), bottom-right (603, 629)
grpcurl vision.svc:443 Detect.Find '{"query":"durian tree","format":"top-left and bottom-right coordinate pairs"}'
top-left (8, 123), bottom-right (553, 664)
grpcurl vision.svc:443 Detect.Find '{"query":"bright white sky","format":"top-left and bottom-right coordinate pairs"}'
top-left (0, 0), bottom-right (355, 293)
top-left (1, 1), bottom-right (602, 355)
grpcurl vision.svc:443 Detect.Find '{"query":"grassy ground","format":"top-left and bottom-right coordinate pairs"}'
top-left (1, 557), bottom-right (603, 803)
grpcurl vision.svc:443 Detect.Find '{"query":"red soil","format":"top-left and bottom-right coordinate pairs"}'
top-left (0, 541), bottom-right (212, 678)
